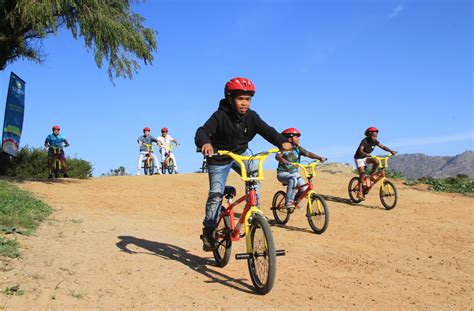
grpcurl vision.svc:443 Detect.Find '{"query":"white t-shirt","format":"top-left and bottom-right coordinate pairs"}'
top-left (158, 135), bottom-right (174, 148)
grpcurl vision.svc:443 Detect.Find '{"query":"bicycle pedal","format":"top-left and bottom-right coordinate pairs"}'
top-left (235, 253), bottom-right (252, 260)
top-left (275, 249), bottom-right (286, 256)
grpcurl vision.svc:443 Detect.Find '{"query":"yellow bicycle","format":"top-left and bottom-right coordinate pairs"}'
top-left (142, 143), bottom-right (158, 175)
top-left (348, 154), bottom-right (398, 209)
top-left (161, 142), bottom-right (178, 174)
top-left (272, 161), bottom-right (329, 234)
top-left (50, 146), bottom-right (66, 178)
top-left (208, 148), bottom-right (285, 294)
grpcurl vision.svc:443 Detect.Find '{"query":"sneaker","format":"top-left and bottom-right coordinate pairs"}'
top-left (284, 201), bottom-right (295, 209)
top-left (63, 173), bottom-right (69, 178)
top-left (48, 174), bottom-right (53, 179)
top-left (357, 192), bottom-right (366, 201)
top-left (136, 170), bottom-right (141, 176)
top-left (201, 228), bottom-right (216, 251)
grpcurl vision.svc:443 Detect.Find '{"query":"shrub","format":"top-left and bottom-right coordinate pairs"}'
top-left (0, 146), bottom-right (92, 179)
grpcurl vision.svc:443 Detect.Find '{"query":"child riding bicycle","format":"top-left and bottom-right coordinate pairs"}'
top-left (136, 127), bottom-right (161, 176)
top-left (195, 77), bottom-right (292, 251)
top-left (354, 127), bottom-right (397, 200)
top-left (44, 125), bottom-right (70, 179)
top-left (276, 128), bottom-right (327, 208)
top-left (157, 127), bottom-right (179, 174)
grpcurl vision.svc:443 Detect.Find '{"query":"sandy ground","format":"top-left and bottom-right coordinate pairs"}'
top-left (1, 167), bottom-right (473, 310)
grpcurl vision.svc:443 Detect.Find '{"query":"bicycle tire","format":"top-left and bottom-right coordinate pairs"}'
top-left (168, 158), bottom-right (174, 174)
top-left (54, 159), bottom-right (60, 178)
top-left (213, 212), bottom-right (232, 267)
top-left (161, 162), bottom-right (166, 174)
top-left (247, 213), bottom-right (276, 295)
top-left (307, 193), bottom-right (329, 234)
top-left (272, 191), bottom-right (291, 225)
top-left (379, 179), bottom-right (398, 210)
top-left (348, 177), bottom-right (361, 203)
top-left (148, 159), bottom-right (155, 175)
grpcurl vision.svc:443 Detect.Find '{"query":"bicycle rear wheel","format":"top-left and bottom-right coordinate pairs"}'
top-left (379, 180), bottom-right (398, 210)
top-left (168, 158), bottom-right (175, 174)
top-left (272, 191), bottom-right (291, 224)
top-left (348, 177), bottom-right (361, 203)
top-left (247, 213), bottom-right (276, 295)
top-left (213, 212), bottom-right (232, 267)
top-left (307, 194), bottom-right (329, 234)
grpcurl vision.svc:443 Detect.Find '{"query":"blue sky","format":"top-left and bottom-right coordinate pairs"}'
top-left (1, 0), bottom-right (472, 175)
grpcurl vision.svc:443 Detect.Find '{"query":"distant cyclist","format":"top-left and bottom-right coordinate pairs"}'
top-left (276, 128), bottom-right (327, 208)
top-left (157, 127), bottom-right (180, 174)
top-left (354, 127), bottom-right (397, 200)
top-left (44, 125), bottom-right (70, 179)
top-left (136, 127), bottom-right (161, 176)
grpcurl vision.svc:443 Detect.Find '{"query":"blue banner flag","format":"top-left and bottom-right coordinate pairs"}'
top-left (2, 72), bottom-right (26, 157)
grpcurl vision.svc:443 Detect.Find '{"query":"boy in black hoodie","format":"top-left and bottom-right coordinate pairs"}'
top-left (195, 77), bottom-right (291, 251)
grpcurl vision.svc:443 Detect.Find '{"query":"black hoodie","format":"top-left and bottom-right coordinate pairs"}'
top-left (195, 99), bottom-right (287, 165)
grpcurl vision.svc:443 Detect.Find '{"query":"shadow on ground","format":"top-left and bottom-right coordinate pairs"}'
top-left (116, 235), bottom-right (255, 294)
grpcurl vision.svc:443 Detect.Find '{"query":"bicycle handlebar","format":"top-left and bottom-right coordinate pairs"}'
top-left (372, 154), bottom-right (394, 168)
top-left (217, 148), bottom-right (280, 182)
top-left (289, 160), bottom-right (322, 178)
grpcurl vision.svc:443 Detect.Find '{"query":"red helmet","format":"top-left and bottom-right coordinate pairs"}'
top-left (143, 127), bottom-right (151, 132)
top-left (161, 127), bottom-right (168, 132)
top-left (52, 125), bottom-right (60, 131)
top-left (224, 77), bottom-right (255, 97)
top-left (281, 128), bottom-right (301, 137)
top-left (365, 127), bottom-right (379, 136)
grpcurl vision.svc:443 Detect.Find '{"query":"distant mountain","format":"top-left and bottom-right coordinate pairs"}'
top-left (387, 151), bottom-right (474, 179)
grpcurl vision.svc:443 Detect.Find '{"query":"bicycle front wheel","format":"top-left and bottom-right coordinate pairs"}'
top-left (379, 180), bottom-right (398, 210)
top-left (148, 159), bottom-right (155, 175)
top-left (247, 213), bottom-right (276, 295)
top-left (272, 191), bottom-right (291, 224)
top-left (348, 177), bottom-right (361, 203)
top-left (54, 159), bottom-right (60, 178)
top-left (161, 163), bottom-right (166, 175)
top-left (307, 194), bottom-right (329, 234)
top-left (213, 212), bottom-right (232, 267)
top-left (168, 158), bottom-right (175, 174)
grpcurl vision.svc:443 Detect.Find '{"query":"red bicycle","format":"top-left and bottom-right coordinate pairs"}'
top-left (271, 161), bottom-right (329, 234)
top-left (208, 148), bottom-right (285, 295)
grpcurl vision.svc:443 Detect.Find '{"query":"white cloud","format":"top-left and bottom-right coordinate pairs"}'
top-left (388, 4), bottom-right (405, 20)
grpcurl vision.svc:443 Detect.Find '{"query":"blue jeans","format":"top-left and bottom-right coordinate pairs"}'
top-left (203, 156), bottom-right (260, 229)
top-left (277, 171), bottom-right (307, 203)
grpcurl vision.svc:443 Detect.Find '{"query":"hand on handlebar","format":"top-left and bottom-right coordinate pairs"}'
top-left (201, 143), bottom-right (214, 157)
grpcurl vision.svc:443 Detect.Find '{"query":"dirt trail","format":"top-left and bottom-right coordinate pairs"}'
top-left (1, 170), bottom-right (473, 309)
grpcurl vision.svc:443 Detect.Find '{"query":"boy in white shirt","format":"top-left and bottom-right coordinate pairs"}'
top-left (157, 127), bottom-right (180, 173)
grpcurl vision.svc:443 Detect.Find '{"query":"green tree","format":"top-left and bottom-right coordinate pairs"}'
top-left (0, 0), bottom-right (157, 80)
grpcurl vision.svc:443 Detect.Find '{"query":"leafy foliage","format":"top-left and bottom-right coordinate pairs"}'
top-left (0, 0), bottom-right (157, 81)
top-left (102, 166), bottom-right (127, 176)
top-left (0, 146), bottom-right (92, 178)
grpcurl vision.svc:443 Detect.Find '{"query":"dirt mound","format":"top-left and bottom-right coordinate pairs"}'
top-left (1, 170), bottom-right (473, 309)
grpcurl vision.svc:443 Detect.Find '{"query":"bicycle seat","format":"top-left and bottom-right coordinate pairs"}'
top-left (223, 186), bottom-right (236, 199)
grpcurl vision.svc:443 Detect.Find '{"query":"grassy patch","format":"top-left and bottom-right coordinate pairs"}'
top-left (0, 237), bottom-right (20, 258)
top-left (0, 180), bottom-right (52, 257)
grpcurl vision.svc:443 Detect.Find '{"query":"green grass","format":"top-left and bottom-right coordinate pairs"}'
top-left (0, 237), bottom-right (20, 258)
top-left (0, 180), bottom-right (52, 257)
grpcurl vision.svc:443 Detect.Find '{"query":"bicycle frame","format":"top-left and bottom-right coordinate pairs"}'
top-left (360, 154), bottom-right (393, 193)
top-left (162, 142), bottom-right (177, 164)
top-left (216, 148), bottom-right (279, 253)
top-left (142, 143), bottom-right (155, 167)
top-left (51, 146), bottom-right (63, 167)
top-left (290, 161), bottom-right (324, 214)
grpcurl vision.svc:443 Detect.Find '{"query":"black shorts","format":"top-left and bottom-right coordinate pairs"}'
top-left (48, 148), bottom-right (65, 160)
